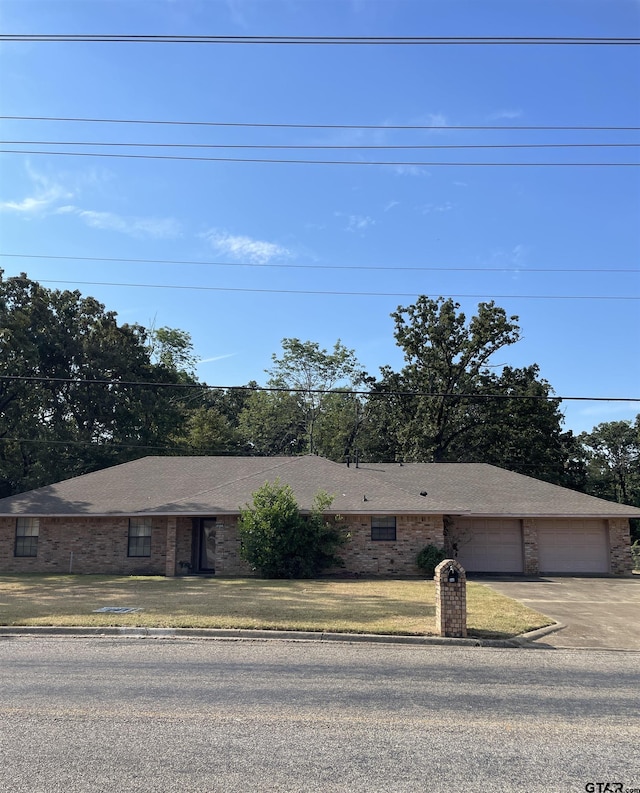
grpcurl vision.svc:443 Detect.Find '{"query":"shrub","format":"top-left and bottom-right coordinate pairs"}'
top-left (631, 540), bottom-right (640, 572)
top-left (238, 480), bottom-right (346, 578)
top-left (416, 544), bottom-right (446, 577)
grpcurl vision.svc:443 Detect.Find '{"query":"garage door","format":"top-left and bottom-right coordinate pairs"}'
top-left (453, 518), bottom-right (523, 573)
top-left (537, 519), bottom-right (609, 574)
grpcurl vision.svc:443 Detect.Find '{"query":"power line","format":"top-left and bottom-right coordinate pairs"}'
top-left (0, 437), bottom-right (610, 471)
top-left (4, 253), bottom-right (636, 275)
top-left (2, 34), bottom-right (639, 45)
top-left (3, 140), bottom-right (640, 151)
top-left (32, 278), bottom-right (640, 300)
top-left (3, 115), bottom-right (639, 132)
top-left (2, 375), bottom-right (638, 402)
top-left (2, 149), bottom-right (638, 167)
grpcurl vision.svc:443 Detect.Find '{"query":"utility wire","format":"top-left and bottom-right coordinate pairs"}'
top-left (33, 278), bottom-right (640, 300)
top-left (2, 149), bottom-right (637, 166)
top-left (2, 375), bottom-right (638, 402)
top-left (0, 437), bottom-right (606, 471)
top-left (3, 253), bottom-right (636, 275)
top-left (3, 140), bottom-right (640, 151)
top-left (2, 34), bottom-right (639, 45)
top-left (3, 115), bottom-right (639, 131)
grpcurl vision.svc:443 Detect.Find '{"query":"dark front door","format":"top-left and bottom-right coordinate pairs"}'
top-left (193, 518), bottom-right (216, 573)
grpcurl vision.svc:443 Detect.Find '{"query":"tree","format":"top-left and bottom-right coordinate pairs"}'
top-left (365, 297), bottom-right (521, 462)
top-left (580, 417), bottom-right (640, 505)
top-left (175, 387), bottom-right (254, 455)
top-left (455, 365), bottom-right (585, 487)
top-left (238, 389), bottom-right (307, 455)
top-left (238, 480), bottom-right (346, 578)
top-left (148, 325), bottom-right (199, 380)
top-left (239, 338), bottom-right (365, 458)
top-left (0, 271), bottom-right (195, 496)
top-left (360, 297), bottom-right (575, 483)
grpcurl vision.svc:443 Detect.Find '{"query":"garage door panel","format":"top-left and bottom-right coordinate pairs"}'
top-left (453, 518), bottom-right (523, 573)
top-left (538, 519), bottom-right (609, 574)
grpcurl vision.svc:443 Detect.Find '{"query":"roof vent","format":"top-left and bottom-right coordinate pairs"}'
top-left (420, 490), bottom-right (428, 497)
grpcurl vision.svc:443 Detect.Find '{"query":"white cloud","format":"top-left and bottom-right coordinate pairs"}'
top-left (384, 200), bottom-right (399, 212)
top-left (418, 201), bottom-right (453, 215)
top-left (58, 206), bottom-right (182, 239)
top-left (346, 214), bottom-right (375, 232)
top-left (487, 109), bottom-right (523, 121)
top-left (0, 163), bottom-right (74, 214)
top-left (486, 244), bottom-right (529, 276)
top-left (201, 229), bottom-right (291, 263)
top-left (511, 243), bottom-right (527, 266)
top-left (197, 353), bottom-right (236, 364)
top-left (423, 112), bottom-right (448, 129)
top-left (334, 213), bottom-right (375, 233)
top-left (392, 164), bottom-right (430, 178)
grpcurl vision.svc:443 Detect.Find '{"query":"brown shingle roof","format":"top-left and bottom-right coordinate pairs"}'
top-left (0, 455), bottom-right (638, 519)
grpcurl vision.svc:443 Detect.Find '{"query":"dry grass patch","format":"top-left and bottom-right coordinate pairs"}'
top-left (0, 575), bottom-right (551, 638)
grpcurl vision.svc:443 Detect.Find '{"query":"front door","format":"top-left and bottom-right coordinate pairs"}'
top-left (193, 518), bottom-right (216, 573)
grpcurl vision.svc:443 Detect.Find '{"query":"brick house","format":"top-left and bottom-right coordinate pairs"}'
top-left (0, 455), bottom-right (637, 577)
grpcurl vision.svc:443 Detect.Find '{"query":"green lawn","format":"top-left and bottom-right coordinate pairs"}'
top-left (0, 575), bottom-right (552, 639)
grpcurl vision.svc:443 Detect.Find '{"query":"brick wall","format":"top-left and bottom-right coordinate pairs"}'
top-left (213, 517), bottom-right (252, 575)
top-left (337, 514), bottom-right (445, 576)
top-left (608, 518), bottom-right (632, 575)
top-left (0, 516), bottom-right (167, 575)
top-left (522, 519), bottom-right (539, 575)
top-left (1, 512), bottom-right (632, 577)
top-left (174, 517), bottom-right (194, 574)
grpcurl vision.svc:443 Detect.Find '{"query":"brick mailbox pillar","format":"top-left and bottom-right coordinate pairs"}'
top-left (434, 559), bottom-right (467, 638)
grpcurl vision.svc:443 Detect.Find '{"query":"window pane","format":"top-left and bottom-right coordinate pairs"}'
top-left (128, 519), bottom-right (152, 557)
top-left (16, 518), bottom-right (39, 537)
top-left (371, 516), bottom-right (396, 541)
top-left (128, 537), bottom-right (151, 557)
top-left (15, 536), bottom-right (38, 557)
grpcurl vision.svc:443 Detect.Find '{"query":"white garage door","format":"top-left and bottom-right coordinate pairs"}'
top-left (537, 519), bottom-right (609, 574)
top-left (453, 518), bottom-right (523, 573)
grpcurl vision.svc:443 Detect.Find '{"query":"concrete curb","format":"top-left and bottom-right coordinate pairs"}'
top-left (510, 621), bottom-right (565, 645)
top-left (0, 624), bottom-right (524, 647)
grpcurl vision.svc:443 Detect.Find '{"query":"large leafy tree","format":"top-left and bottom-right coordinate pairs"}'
top-left (448, 365), bottom-right (584, 486)
top-left (239, 338), bottom-right (365, 458)
top-left (174, 386), bottom-right (254, 455)
top-left (238, 480), bottom-right (346, 578)
top-left (361, 297), bottom-right (574, 483)
top-left (580, 417), bottom-right (640, 505)
top-left (365, 297), bottom-right (521, 462)
top-left (0, 271), bottom-right (195, 496)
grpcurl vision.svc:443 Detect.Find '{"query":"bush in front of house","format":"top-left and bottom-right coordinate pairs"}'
top-left (238, 479), bottom-right (346, 578)
top-left (631, 541), bottom-right (640, 572)
top-left (416, 544), bottom-right (447, 577)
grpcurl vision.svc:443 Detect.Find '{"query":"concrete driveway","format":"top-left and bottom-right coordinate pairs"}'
top-left (480, 576), bottom-right (640, 650)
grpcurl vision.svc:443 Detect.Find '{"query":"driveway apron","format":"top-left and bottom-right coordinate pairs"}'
top-left (480, 576), bottom-right (640, 650)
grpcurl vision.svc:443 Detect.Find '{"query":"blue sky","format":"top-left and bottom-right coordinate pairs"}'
top-left (0, 0), bottom-right (639, 435)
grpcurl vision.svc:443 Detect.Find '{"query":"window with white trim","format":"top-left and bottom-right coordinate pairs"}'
top-left (15, 518), bottom-right (39, 557)
top-left (128, 518), bottom-right (152, 557)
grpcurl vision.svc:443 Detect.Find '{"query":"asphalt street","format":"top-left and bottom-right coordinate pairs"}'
top-left (0, 637), bottom-right (638, 793)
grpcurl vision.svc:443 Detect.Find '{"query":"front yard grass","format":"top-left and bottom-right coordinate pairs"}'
top-left (0, 575), bottom-right (552, 639)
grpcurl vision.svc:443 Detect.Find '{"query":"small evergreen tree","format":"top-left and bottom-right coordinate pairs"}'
top-left (238, 480), bottom-right (346, 578)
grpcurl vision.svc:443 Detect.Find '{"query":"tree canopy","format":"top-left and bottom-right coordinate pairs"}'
top-left (239, 338), bottom-right (365, 457)
top-left (1, 273), bottom-right (634, 511)
top-left (0, 271), bottom-right (196, 496)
